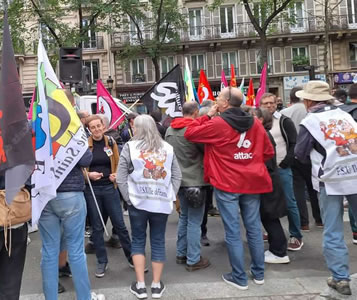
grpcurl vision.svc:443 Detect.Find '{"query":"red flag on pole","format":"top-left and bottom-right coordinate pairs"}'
top-left (96, 80), bottom-right (124, 129)
top-left (230, 64), bottom-right (237, 87)
top-left (197, 70), bottom-right (214, 103)
top-left (246, 78), bottom-right (255, 107)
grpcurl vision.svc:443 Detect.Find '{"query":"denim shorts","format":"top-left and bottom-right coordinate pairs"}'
top-left (128, 205), bottom-right (168, 262)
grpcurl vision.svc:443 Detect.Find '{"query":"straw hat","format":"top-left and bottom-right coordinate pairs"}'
top-left (295, 80), bottom-right (335, 101)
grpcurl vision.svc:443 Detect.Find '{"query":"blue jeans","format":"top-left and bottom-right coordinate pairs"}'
top-left (214, 188), bottom-right (264, 286)
top-left (176, 188), bottom-right (205, 265)
top-left (129, 205), bottom-right (168, 262)
top-left (278, 168), bottom-right (302, 239)
top-left (38, 192), bottom-right (91, 300)
top-left (85, 185), bottom-right (131, 264)
top-left (318, 187), bottom-right (351, 281)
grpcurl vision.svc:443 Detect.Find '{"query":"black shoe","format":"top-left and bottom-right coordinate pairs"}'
top-left (128, 259), bottom-right (149, 273)
top-left (130, 282), bottom-right (147, 299)
top-left (105, 237), bottom-right (122, 249)
top-left (151, 281), bottom-right (166, 299)
top-left (59, 262), bottom-right (72, 278)
top-left (200, 236), bottom-right (210, 246)
top-left (208, 207), bottom-right (220, 216)
top-left (176, 256), bottom-right (187, 264)
top-left (58, 282), bottom-right (65, 294)
top-left (85, 242), bottom-right (95, 254)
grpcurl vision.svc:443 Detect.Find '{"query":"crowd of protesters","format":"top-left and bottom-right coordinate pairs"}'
top-left (1, 80), bottom-right (357, 300)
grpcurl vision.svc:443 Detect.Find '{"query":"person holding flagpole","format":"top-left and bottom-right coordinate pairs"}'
top-left (84, 115), bottom-right (132, 278)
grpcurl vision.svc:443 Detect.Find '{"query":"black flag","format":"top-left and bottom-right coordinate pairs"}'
top-left (141, 64), bottom-right (184, 118)
top-left (0, 12), bottom-right (35, 204)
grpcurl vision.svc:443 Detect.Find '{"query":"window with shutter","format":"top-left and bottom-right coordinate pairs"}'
top-left (215, 52), bottom-right (222, 78)
top-left (222, 52), bottom-right (237, 77)
top-left (131, 58), bottom-right (145, 83)
top-left (347, 0), bottom-right (357, 27)
top-left (273, 47), bottom-right (282, 74)
top-left (207, 52), bottom-right (214, 78)
top-left (147, 58), bottom-right (153, 82)
top-left (285, 47), bottom-right (293, 73)
top-left (220, 6), bottom-right (235, 37)
top-left (124, 62), bottom-right (131, 84)
top-left (189, 8), bottom-right (203, 40)
top-left (309, 45), bottom-right (319, 70)
top-left (238, 50), bottom-right (247, 76)
top-left (191, 54), bottom-right (205, 79)
top-left (249, 49), bottom-right (258, 75)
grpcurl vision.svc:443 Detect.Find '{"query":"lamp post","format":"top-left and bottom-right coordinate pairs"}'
top-left (106, 75), bottom-right (114, 95)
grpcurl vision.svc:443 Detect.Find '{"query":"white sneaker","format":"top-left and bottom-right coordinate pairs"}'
top-left (91, 292), bottom-right (105, 300)
top-left (264, 250), bottom-right (290, 264)
top-left (27, 236), bottom-right (31, 245)
top-left (28, 223), bottom-right (38, 233)
top-left (123, 210), bottom-right (129, 216)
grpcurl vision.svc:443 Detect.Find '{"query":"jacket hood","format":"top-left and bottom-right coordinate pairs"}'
top-left (171, 117), bottom-right (195, 129)
top-left (220, 107), bottom-right (254, 133)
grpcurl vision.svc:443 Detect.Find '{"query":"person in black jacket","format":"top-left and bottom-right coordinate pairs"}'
top-left (260, 93), bottom-right (304, 252)
top-left (0, 175), bottom-right (29, 300)
top-left (255, 108), bottom-right (289, 264)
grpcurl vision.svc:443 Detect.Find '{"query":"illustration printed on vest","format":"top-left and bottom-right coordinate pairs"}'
top-left (139, 149), bottom-right (168, 180)
top-left (320, 118), bottom-right (357, 156)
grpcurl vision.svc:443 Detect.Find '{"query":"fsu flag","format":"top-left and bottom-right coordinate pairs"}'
top-left (31, 39), bottom-right (88, 224)
top-left (221, 69), bottom-right (228, 91)
top-left (246, 78), bottom-right (255, 107)
top-left (230, 64), bottom-right (237, 87)
top-left (96, 80), bottom-right (124, 129)
top-left (256, 62), bottom-right (268, 107)
top-left (0, 13), bottom-right (34, 204)
top-left (197, 70), bottom-right (214, 103)
top-left (141, 64), bottom-right (184, 118)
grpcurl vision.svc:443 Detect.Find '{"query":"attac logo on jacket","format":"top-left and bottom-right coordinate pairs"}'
top-left (234, 132), bottom-right (253, 160)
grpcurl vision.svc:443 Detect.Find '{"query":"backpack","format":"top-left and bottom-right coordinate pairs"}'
top-left (0, 188), bottom-right (31, 255)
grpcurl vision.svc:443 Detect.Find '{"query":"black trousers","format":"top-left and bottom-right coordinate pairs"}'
top-left (201, 186), bottom-right (213, 237)
top-left (0, 224), bottom-right (28, 300)
top-left (292, 159), bottom-right (322, 226)
top-left (262, 218), bottom-right (287, 257)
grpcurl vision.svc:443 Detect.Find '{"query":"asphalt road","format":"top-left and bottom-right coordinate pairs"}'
top-left (20, 207), bottom-right (357, 299)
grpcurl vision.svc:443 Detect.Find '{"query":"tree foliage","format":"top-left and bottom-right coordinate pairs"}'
top-left (114, 0), bottom-right (186, 81)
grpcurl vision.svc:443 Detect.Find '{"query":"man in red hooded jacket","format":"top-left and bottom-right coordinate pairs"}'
top-left (184, 87), bottom-right (274, 290)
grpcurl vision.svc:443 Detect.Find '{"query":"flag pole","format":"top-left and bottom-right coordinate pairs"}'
top-left (84, 170), bottom-right (109, 237)
top-left (108, 98), bottom-right (140, 130)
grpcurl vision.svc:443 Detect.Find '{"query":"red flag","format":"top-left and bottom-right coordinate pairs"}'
top-left (96, 80), bottom-right (124, 129)
top-left (230, 64), bottom-right (237, 87)
top-left (197, 70), bottom-right (214, 103)
top-left (246, 78), bottom-right (255, 106)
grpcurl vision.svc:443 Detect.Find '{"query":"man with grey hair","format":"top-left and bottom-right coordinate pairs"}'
top-left (260, 93), bottom-right (304, 252)
top-left (185, 87), bottom-right (274, 289)
top-left (77, 110), bottom-right (90, 137)
top-left (165, 101), bottom-right (211, 272)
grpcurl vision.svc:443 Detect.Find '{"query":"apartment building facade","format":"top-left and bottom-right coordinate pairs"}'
top-left (14, 0), bottom-right (357, 106)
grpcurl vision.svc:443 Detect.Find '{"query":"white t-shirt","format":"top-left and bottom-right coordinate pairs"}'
top-left (270, 114), bottom-right (287, 166)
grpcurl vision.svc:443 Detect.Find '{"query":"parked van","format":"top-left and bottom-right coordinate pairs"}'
top-left (75, 95), bottom-right (146, 115)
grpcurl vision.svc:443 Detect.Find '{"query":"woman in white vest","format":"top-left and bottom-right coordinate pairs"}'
top-left (117, 114), bottom-right (182, 299)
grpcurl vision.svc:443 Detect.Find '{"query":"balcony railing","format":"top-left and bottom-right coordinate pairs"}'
top-left (82, 35), bottom-right (104, 50)
top-left (112, 15), bottom-right (352, 48)
top-left (132, 73), bottom-right (146, 83)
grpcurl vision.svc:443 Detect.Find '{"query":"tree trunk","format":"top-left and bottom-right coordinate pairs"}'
top-left (78, 4), bottom-right (83, 48)
top-left (260, 34), bottom-right (268, 70)
top-left (152, 56), bottom-right (160, 82)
